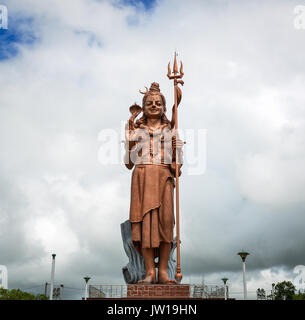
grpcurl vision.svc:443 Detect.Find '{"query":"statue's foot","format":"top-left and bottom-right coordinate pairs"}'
top-left (138, 273), bottom-right (156, 284)
top-left (157, 270), bottom-right (177, 285)
top-left (158, 279), bottom-right (177, 284)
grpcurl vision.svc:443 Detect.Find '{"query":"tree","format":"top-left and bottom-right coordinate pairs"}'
top-left (256, 288), bottom-right (266, 300)
top-left (293, 291), bottom-right (305, 300)
top-left (274, 281), bottom-right (296, 300)
top-left (0, 288), bottom-right (48, 300)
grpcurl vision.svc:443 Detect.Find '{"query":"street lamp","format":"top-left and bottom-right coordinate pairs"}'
top-left (84, 276), bottom-right (91, 300)
top-left (237, 250), bottom-right (249, 300)
top-left (221, 277), bottom-right (229, 300)
top-left (272, 283), bottom-right (275, 300)
top-left (49, 254), bottom-right (56, 300)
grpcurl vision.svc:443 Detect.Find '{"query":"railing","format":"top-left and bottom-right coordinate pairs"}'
top-left (190, 284), bottom-right (225, 299)
top-left (89, 285), bottom-right (128, 299)
top-left (89, 284), bottom-right (225, 299)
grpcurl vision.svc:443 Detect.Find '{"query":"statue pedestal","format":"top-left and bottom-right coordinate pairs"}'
top-left (88, 284), bottom-right (232, 299)
top-left (127, 284), bottom-right (190, 299)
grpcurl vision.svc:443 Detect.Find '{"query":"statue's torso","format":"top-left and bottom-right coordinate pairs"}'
top-left (130, 124), bottom-right (174, 166)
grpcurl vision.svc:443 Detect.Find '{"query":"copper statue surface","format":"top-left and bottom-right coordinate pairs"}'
top-left (124, 54), bottom-right (184, 285)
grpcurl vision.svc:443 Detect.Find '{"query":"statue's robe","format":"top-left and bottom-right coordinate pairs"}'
top-left (128, 123), bottom-right (177, 256)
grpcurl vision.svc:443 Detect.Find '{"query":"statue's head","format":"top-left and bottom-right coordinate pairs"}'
top-left (142, 83), bottom-right (166, 119)
top-left (135, 82), bottom-right (170, 128)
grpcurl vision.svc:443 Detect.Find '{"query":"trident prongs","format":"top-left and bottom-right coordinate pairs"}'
top-left (173, 51), bottom-right (178, 74)
top-left (167, 51), bottom-right (184, 80)
top-left (180, 61), bottom-right (184, 77)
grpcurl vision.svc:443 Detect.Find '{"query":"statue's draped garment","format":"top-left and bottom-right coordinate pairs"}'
top-left (129, 123), bottom-right (177, 257)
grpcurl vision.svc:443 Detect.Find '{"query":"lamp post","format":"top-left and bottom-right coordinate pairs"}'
top-left (44, 282), bottom-right (49, 296)
top-left (237, 250), bottom-right (249, 300)
top-left (272, 283), bottom-right (275, 300)
top-left (84, 276), bottom-right (91, 300)
top-left (49, 254), bottom-right (56, 300)
top-left (60, 284), bottom-right (64, 300)
top-left (221, 277), bottom-right (229, 300)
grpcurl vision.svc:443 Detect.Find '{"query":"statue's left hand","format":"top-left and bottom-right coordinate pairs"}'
top-left (172, 136), bottom-right (184, 149)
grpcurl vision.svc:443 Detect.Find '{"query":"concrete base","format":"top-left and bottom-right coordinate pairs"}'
top-left (127, 284), bottom-right (190, 299)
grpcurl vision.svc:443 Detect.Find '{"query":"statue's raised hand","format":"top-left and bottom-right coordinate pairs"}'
top-left (129, 103), bottom-right (141, 126)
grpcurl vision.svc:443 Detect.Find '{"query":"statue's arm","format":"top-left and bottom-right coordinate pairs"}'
top-left (124, 121), bottom-right (136, 170)
top-left (124, 146), bottom-right (135, 170)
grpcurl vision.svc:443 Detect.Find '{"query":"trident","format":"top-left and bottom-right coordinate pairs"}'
top-left (167, 52), bottom-right (184, 283)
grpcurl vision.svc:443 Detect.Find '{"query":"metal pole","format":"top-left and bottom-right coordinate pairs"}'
top-left (174, 76), bottom-right (181, 283)
top-left (237, 251), bottom-right (249, 300)
top-left (60, 284), bottom-right (64, 300)
top-left (242, 261), bottom-right (247, 300)
top-left (44, 282), bottom-right (48, 296)
top-left (84, 283), bottom-right (88, 300)
top-left (221, 278), bottom-right (228, 301)
top-left (84, 277), bottom-right (90, 300)
top-left (49, 254), bottom-right (56, 300)
top-left (167, 52), bottom-right (184, 283)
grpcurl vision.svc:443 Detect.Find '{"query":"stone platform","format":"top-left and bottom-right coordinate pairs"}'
top-left (127, 284), bottom-right (190, 299)
top-left (88, 283), bottom-right (230, 299)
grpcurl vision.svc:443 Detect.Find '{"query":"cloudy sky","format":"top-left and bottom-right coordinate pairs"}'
top-left (0, 0), bottom-right (305, 299)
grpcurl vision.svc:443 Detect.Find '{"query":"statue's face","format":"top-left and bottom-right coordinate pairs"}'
top-left (143, 94), bottom-right (164, 119)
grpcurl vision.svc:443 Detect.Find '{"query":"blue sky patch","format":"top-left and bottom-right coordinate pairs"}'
top-left (0, 16), bottom-right (38, 61)
top-left (118, 0), bottom-right (157, 26)
top-left (118, 0), bottom-right (157, 11)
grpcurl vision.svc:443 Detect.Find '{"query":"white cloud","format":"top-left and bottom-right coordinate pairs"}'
top-left (0, 0), bottom-right (305, 298)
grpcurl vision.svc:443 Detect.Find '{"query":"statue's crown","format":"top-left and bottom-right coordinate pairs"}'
top-left (139, 82), bottom-right (166, 108)
top-left (149, 82), bottom-right (160, 93)
top-left (139, 82), bottom-right (161, 96)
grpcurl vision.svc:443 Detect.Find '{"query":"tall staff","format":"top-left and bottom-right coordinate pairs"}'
top-left (167, 52), bottom-right (184, 283)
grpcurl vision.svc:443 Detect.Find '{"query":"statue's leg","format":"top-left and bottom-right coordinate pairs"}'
top-left (158, 242), bottom-right (176, 284)
top-left (158, 178), bottom-right (176, 284)
top-left (138, 248), bottom-right (156, 284)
